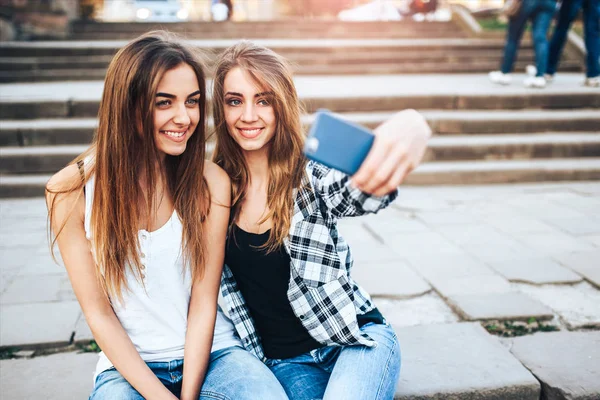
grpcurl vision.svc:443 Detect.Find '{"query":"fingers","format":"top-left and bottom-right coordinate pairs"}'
top-left (351, 131), bottom-right (393, 190)
top-left (372, 162), bottom-right (411, 197)
top-left (359, 140), bottom-right (408, 195)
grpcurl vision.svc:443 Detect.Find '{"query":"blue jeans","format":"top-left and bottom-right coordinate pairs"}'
top-left (501, 0), bottom-right (557, 75)
top-left (89, 346), bottom-right (287, 399)
top-left (265, 322), bottom-right (401, 400)
top-left (548, 0), bottom-right (600, 77)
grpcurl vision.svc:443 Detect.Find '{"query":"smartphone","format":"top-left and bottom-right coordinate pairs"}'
top-left (303, 110), bottom-right (374, 176)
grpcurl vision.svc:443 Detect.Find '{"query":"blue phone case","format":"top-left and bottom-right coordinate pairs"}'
top-left (303, 110), bottom-right (374, 175)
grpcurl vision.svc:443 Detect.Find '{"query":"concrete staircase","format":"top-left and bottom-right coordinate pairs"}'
top-left (0, 18), bottom-right (598, 198)
top-left (1, 73), bottom-right (599, 197)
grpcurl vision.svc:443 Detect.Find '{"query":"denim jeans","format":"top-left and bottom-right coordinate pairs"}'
top-left (265, 322), bottom-right (401, 400)
top-left (89, 346), bottom-right (287, 399)
top-left (501, 0), bottom-right (557, 75)
top-left (548, 0), bottom-right (600, 77)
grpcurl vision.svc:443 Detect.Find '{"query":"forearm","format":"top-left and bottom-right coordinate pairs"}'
top-left (180, 305), bottom-right (217, 400)
top-left (88, 313), bottom-right (178, 400)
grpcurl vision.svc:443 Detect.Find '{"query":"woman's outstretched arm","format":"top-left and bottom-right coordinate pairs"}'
top-left (46, 165), bottom-right (178, 400)
top-left (180, 161), bottom-right (232, 400)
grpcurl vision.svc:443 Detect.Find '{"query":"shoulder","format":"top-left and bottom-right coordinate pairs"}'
top-left (46, 164), bottom-right (83, 194)
top-left (45, 164), bottom-right (85, 224)
top-left (203, 160), bottom-right (231, 207)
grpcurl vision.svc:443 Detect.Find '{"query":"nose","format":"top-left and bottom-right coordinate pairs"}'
top-left (240, 102), bottom-right (258, 123)
top-left (173, 103), bottom-right (191, 126)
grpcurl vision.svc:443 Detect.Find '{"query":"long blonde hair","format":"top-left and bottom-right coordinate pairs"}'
top-left (212, 41), bottom-right (306, 252)
top-left (47, 31), bottom-right (210, 301)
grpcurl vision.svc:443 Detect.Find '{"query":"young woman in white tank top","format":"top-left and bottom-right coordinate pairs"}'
top-left (46, 31), bottom-right (287, 400)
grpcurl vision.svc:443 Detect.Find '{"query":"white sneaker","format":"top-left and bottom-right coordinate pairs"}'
top-left (525, 65), bottom-right (537, 76)
top-left (524, 76), bottom-right (547, 88)
top-left (584, 77), bottom-right (600, 87)
top-left (489, 71), bottom-right (511, 85)
top-left (544, 74), bottom-right (554, 83)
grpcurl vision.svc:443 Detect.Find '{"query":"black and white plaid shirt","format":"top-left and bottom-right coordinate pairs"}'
top-left (220, 161), bottom-right (399, 361)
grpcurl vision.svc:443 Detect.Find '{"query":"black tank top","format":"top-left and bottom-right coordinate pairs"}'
top-left (225, 225), bottom-right (384, 359)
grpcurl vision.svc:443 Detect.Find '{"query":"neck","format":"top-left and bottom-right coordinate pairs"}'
top-left (243, 147), bottom-right (270, 188)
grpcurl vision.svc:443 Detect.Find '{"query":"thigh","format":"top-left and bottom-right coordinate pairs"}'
top-left (200, 346), bottom-right (287, 400)
top-left (269, 358), bottom-right (330, 400)
top-left (89, 368), bottom-right (144, 400)
top-left (323, 323), bottom-right (401, 400)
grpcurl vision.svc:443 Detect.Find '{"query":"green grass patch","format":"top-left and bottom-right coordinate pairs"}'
top-left (484, 318), bottom-right (559, 337)
top-left (0, 347), bottom-right (19, 360)
top-left (478, 17), bottom-right (508, 31)
top-left (78, 340), bottom-right (101, 353)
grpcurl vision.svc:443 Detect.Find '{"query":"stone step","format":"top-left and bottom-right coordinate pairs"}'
top-left (2, 87), bottom-right (597, 120)
top-left (3, 158), bottom-right (600, 198)
top-left (0, 61), bottom-right (583, 83)
top-left (0, 46), bottom-right (576, 69)
top-left (2, 107), bottom-right (599, 146)
top-left (0, 38), bottom-right (534, 58)
top-left (69, 20), bottom-right (466, 40)
top-left (405, 157), bottom-right (600, 185)
top-left (2, 133), bottom-right (599, 174)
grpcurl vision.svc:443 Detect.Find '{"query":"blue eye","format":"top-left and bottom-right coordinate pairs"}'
top-left (257, 99), bottom-right (270, 106)
top-left (186, 97), bottom-right (200, 106)
top-left (226, 98), bottom-right (241, 106)
top-left (156, 99), bottom-right (170, 107)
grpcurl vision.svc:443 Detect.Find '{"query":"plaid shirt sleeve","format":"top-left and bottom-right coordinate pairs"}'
top-left (308, 161), bottom-right (398, 218)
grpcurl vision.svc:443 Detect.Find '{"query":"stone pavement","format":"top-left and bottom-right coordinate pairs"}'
top-left (1, 182), bottom-right (599, 399)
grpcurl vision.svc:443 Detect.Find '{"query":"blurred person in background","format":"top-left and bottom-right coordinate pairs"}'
top-left (489, 0), bottom-right (558, 88)
top-left (546, 0), bottom-right (599, 87)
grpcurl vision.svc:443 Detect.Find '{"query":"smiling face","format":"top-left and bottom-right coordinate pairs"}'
top-left (153, 63), bottom-right (201, 158)
top-left (223, 66), bottom-right (277, 157)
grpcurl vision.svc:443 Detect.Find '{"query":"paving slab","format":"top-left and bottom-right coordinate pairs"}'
top-left (0, 301), bottom-right (80, 347)
top-left (510, 331), bottom-right (600, 400)
top-left (552, 251), bottom-right (600, 288)
top-left (375, 294), bottom-right (459, 328)
top-left (406, 254), bottom-right (497, 280)
top-left (73, 311), bottom-right (94, 343)
top-left (514, 282), bottom-right (600, 329)
top-left (543, 216), bottom-right (600, 236)
top-left (428, 274), bottom-right (513, 297)
top-left (487, 258), bottom-right (583, 285)
top-left (1, 273), bottom-right (74, 305)
top-left (447, 291), bottom-right (554, 321)
top-left (393, 322), bottom-right (540, 400)
top-left (0, 352), bottom-right (97, 400)
top-left (351, 260), bottom-right (431, 299)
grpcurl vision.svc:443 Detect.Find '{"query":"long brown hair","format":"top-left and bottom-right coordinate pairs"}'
top-left (47, 31), bottom-right (210, 301)
top-left (212, 41), bottom-right (306, 252)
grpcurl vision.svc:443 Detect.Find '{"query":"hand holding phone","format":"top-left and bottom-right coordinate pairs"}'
top-left (304, 109), bottom-right (431, 196)
top-left (303, 110), bottom-right (374, 176)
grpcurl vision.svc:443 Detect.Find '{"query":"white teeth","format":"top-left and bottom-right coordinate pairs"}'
top-left (163, 130), bottom-right (185, 138)
top-left (241, 129), bottom-right (261, 135)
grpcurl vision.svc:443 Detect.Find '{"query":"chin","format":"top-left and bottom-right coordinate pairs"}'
top-left (159, 144), bottom-right (188, 157)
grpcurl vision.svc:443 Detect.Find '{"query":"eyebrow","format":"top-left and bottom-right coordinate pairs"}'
top-left (156, 90), bottom-right (201, 99)
top-left (225, 91), bottom-right (274, 98)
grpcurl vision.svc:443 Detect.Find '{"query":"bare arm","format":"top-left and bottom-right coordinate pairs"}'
top-left (180, 161), bottom-right (231, 400)
top-left (46, 166), bottom-right (177, 400)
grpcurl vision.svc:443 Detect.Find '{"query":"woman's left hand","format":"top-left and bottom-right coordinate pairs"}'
top-left (351, 109), bottom-right (431, 196)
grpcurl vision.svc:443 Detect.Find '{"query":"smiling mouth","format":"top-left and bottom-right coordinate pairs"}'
top-left (237, 127), bottom-right (264, 139)
top-left (161, 129), bottom-right (188, 142)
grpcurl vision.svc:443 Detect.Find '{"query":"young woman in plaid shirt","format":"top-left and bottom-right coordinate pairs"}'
top-left (212, 41), bottom-right (431, 400)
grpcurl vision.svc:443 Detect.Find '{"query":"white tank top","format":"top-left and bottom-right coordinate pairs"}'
top-left (83, 169), bottom-right (242, 378)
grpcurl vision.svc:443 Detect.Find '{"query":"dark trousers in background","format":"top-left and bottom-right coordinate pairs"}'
top-left (500, 0), bottom-right (557, 76)
top-left (547, 0), bottom-right (600, 78)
